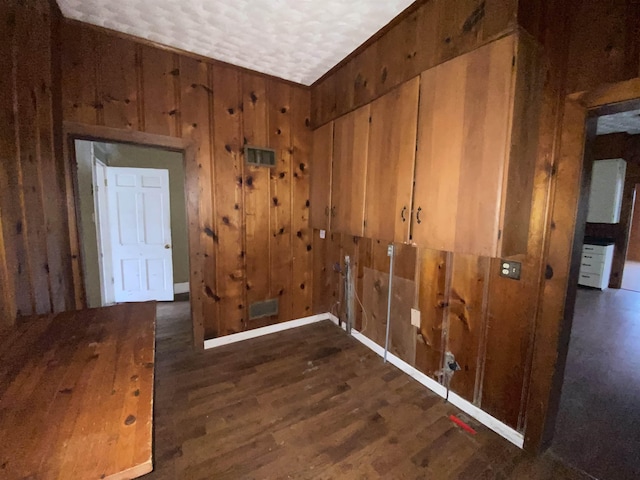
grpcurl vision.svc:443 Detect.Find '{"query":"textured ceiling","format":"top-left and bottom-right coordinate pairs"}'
top-left (597, 109), bottom-right (640, 136)
top-left (56, 0), bottom-right (415, 85)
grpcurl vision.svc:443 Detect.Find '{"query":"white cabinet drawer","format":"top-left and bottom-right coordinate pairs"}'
top-left (578, 272), bottom-right (603, 288)
top-left (582, 244), bottom-right (610, 255)
top-left (580, 258), bottom-right (604, 274)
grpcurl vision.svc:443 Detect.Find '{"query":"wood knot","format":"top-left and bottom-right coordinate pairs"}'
top-left (124, 415), bottom-right (136, 426)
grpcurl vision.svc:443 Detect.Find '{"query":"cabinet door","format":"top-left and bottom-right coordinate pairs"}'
top-left (331, 104), bottom-right (370, 236)
top-left (309, 121), bottom-right (334, 230)
top-left (412, 35), bottom-right (515, 256)
top-left (364, 77), bottom-right (420, 243)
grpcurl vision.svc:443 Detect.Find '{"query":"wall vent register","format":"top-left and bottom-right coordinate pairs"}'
top-left (245, 146), bottom-right (276, 167)
top-left (249, 298), bottom-right (279, 320)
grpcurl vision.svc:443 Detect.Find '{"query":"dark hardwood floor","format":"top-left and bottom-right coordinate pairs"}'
top-left (552, 287), bottom-right (640, 480)
top-left (143, 301), bottom-right (592, 479)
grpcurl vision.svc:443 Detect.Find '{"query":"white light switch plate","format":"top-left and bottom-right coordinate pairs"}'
top-left (411, 308), bottom-right (420, 328)
top-left (319, 229), bottom-right (326, 239)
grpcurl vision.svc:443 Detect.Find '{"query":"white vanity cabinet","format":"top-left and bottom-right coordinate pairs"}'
top-left (578, 243), bottom-right (615, 289)
top-left (587, 159), bottom-right (626, 224)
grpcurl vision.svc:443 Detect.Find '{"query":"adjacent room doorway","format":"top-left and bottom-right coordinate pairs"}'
top-left (74, 139), bottom-right (189, 307)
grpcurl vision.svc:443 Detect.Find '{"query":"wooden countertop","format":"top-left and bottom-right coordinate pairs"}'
top-left (0, 302), bottom-right (156, 480)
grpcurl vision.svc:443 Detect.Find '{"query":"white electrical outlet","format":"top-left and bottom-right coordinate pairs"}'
top-left (411, 308), bottom-right (421, 328)
top-left (319, 229), bottom-right (326, 239)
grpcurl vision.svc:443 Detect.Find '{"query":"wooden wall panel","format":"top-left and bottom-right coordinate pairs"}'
top-left (565, 0), bottom-right (640, 95)
top-left (242, 74), bottom-right (272, 324)
top-left (446, 254), bottom-right (491, 403)
top-left (212, 67), bottom-right (246, 335)
top-left (140, 46), bottom-right (180, 137)
top-left (415, 249), bottom-right (449, 378)
top-left (60, 21), bottom-right (97, 125)
top-left (179, 56), bottom-right (213, 341)
top-left (290, 87), bottom-right (313, 318)
top-left (310, 0), bottom-right (518, 127)
top-left (268, 81), bottom-right (294, 323)
top-left (96, 36), bottom-right (139, 130)
top-left (0, 0), bottom-right (74, 326)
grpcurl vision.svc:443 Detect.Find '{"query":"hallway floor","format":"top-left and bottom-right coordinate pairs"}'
top-left (144, 302), bottom-right (590, 479)
top-left (621, 261), bottom-right (640, 292)
top-left (552, 287), bottom-right (640, 480)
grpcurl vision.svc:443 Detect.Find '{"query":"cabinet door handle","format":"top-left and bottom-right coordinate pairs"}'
top-left (416, 207), bottom-right (422, 225)
top-left (401, 206), bottom-right (407, 222)
top-left (331, 206), bottom-right (336, 217)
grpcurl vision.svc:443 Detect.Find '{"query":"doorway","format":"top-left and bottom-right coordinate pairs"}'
top-left (551, 102), bottom-right (640, 479)
top-left (622, 184), bottom-right (640, 292)
top-left (74, 140), bottom-right (189, 307)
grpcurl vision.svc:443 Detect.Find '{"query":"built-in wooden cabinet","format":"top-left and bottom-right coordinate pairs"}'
top-left (331, 104), bottom-right (370, 236)
top-left (412, 33), bottom-right (541, 257)
top-left (309, 121), bottom-right (333, 230)
top-left (309, 33), bottom-right (540, 258)
top-left (364, 77), bottom-right (420, 243)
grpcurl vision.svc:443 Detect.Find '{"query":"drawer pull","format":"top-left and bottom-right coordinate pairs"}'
top-left (582, 263), bottom-right (592, 267)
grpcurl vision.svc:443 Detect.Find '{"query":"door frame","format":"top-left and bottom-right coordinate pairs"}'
top-left (92, 155), bottom-right (115, 305)
top-left (525, 77), bottom-right (640, 451)
top-left (62, 121), bottom-right (201, 346)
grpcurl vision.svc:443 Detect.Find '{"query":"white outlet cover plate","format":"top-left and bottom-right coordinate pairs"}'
top-left (411, 308), bottom-right (420, 328)
top-left (319, 229), bottom-right (326, 239)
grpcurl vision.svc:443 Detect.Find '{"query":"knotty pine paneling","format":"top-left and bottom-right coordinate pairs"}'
top-left (310, 0), bottom-right (518, 127)
top-left (212, 66), bottom-right (245, 336)
top-left (179, 55), bottom-right (213, 343)
top-left (268, 81), bottom-right (294, 325)
top-left (57, 22), bottom-right (312, 341)
top-left (0, 0), bottom-right (74, 326)
top-left (565, 0), bottom-right (640, 95)
top-left (290, 87), bottom-right (313, 318)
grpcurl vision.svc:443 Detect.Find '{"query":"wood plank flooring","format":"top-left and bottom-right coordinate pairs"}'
top-left (143, 302), bottom-right (592, 480)
top-left (552, 287), bottom-right (640, 480)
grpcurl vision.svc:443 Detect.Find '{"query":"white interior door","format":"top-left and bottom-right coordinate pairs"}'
top-left (107, 166), bottom-right (174, 302)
